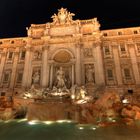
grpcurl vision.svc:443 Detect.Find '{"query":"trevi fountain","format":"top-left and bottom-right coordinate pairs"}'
top-left (0, 8), bottom-right (140, 140)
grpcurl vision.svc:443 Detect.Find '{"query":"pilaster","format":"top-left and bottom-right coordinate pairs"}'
top-left (94, 42), bottom-right (105, 85)
top-left (129, 44), bottom-right (140, 84)
top-left (41, 45), bottom-right (49, 88)
top-left (22, 45), bottom-right (33, 88)
top-left (9, 48), bottom-right (19, 89)
top-left (0, 48), bottom-right (7, 86)
top-left (112, 45), bottom-right (123, 85)
top-left (75, 42), bottom-right (82, 86)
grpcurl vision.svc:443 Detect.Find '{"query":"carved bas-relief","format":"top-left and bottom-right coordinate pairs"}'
top-left (83, 48), bottom-right (93, 58)
top-left (33, 50), bottom-right (42, 60)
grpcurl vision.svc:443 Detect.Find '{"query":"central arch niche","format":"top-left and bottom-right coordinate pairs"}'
top-left (53, 50), bottom-right (72, 63)
top-left (49, 50), bottom-right (74, 89)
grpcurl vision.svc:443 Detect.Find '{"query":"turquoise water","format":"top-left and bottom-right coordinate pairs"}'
top-left (0, 120), bottom-right (140, 140)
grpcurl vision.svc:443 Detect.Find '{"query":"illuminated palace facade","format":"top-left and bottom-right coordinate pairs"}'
top-left (0, 8), bottom-right (140, 95)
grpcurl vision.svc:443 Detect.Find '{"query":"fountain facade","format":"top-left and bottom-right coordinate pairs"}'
top-left (0, 8), bottom-right (140, 126)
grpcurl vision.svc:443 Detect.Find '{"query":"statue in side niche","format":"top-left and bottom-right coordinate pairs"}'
top-left (32, 70), bottom-right (40, 84)
top-left (86, 65), bottom-right (95, 83)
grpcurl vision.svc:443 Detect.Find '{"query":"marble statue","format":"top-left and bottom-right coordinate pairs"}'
top-left (79, 86), bottom-right (87, 99)
top-left (86, 65), bottom-right (95, 83)
top-left (32, 71), bottom-right (40, 84)
top-left (51, 7), bottom-right (75, 25)
top-left (51, 13), bottom-right (59, 25)
top-left (56, 67), bottom-right (66, 88)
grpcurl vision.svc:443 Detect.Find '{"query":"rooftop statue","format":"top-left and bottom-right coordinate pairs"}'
top-left (92, 18), bottom-right (100, 31)
top-left (51, 7), bottom-right (75, 25)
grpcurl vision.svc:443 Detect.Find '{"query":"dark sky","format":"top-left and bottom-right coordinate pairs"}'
top-left (0, 0), bottom-right (140, 38)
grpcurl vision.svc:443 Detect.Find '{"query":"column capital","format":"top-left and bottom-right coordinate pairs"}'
top-left (0, 52), bottom-right (6, 56)
top-left (70, 58), bottom-right (76, 63)
top-left (0, 48), bottom-right (7, 56)
top-left (42, 45), bottom-right (50, 51)
top-left (48, 60), bottom-right (55, 64)
top-left (75, 42), bottom-right (83, 48)
top-left (93, 41), bottom-right (101, 48)
top-left (14, 48), bottom-right (20, 55)
top-left (126, 43), bottom-right (135, 48)
top-left (25, 45), bottom-right (31, 51)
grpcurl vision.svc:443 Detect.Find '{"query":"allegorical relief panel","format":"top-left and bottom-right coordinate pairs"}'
top-left (33, 50), bottom-right (42, 60)
top-left (85, 64), bottom-right (95, 84)
top-left (83, 48), bottom-right (93, 58)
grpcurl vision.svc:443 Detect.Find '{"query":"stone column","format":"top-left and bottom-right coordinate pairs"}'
top-left (0, 48), bottom-right (7, 86)
top-left (22, 46), bottom-right (32, 88)
top-left (72, 64), bottom-right (75, 86)
top-left (49, 63), bottom-right (54, 88)
top-left (9, 48), bottom-right (19, 89)
top-left (129, 44), bottom-right (140, 84)
top-left (94, 43), bottom-right (105, 85)
top-left (75, 43), bottom-right (81, 86)
top-left (112, 45), bottom-right (123, 85)
top-left (41, 45), bottom-right (49, 88)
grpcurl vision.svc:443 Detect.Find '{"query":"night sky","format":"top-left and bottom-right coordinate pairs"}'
top-left (0, 0), bottom-right (140, 38)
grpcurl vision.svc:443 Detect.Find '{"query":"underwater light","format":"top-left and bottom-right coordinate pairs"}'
top-left (92, 127), bottom-right (96, 130)
top-left (66, 120), bottom-right (73, 123)
top-left (4, 120), bottom-right (11, 123)
top-left (122, 99), bottom-right (129, 104)
top-left (71, 94), bottom-right (75, 99)
top-left (17, 119), bottom-right (27, 122)
top-left (57, 120), bottom-right (68, 123)
top-left (43, 121), bottom-right (54, 125)
top-left (28, 120), bottom-right (39, 125)
top-left (79, 127), bottom-right (84, 130)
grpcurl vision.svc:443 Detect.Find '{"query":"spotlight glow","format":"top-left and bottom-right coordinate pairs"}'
top-left (43, 121), bottom-right (54, 125)
top-left (17, 119), bottom-right (27, 122)
top-left (79, 127), bottom-right (84, 130)
top-left (28, 120), bottom-right (39, 125)
top-left (122, 99), bottom-right (129, 104)
top-left (57, 120), bottom-right (67, 123)
top-left (92, 127), bottom-right (96, 130)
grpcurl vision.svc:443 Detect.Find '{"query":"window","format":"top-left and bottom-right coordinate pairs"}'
top-left (107, 69), bottom-right (114, 80)
top-left (118, 32), bottom-right (122, 35)
top-left (103, 33), bottom-right (108, 36)
top-left (134, 30), bottom-right (138, 34)
top-left (11, 41), bottom-right (14, 44)
top-left (136, 43), bottom-right (140, 53)
top-left (104, 46), bottom-right (110, 55)
top-left (124, 68), bottom-right (131, 80)
top-left (3, 73), bottom-right (10, 82)
top-left (120, 44), bottom-right (126, 54)
top-left (1, 92), bottom-right (5, 96)
top-left (20, 51), bottom-right (26, 60)
top-left (17, 73), bottom-right (23, 83)
top-left (8, 52), bottom-right (13, 59)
